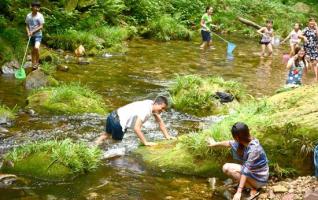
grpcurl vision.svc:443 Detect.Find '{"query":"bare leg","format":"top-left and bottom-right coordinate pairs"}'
top-left (222, 163), bottom-right (261, 191)
top-left (313, 61), bottom-right (318, 81)
top-left (95, 132), bottom-right (111, 145)
top-left (31, 47), bottom-right (36, 68)
top-left (290, 44), bottom-right (295, 56)
top-left (200, 41), bottom-right (207, 49)
top-left (267, 43), bottom-right (273, 57)
top-left (260, 44), bottom-right (266, 58)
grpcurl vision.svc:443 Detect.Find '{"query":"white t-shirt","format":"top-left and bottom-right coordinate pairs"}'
top-left (117, 100), bottom-right (153, 132)
top-left (25, 12), bottom-right (45, 37)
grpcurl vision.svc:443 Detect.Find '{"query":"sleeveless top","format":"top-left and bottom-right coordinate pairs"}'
top-left (261, 28), bottom-right (273, 43)
top-left (290, 30), bottom-right (301, 45)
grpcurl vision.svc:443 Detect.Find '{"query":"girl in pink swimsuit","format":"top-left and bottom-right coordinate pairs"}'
top-left (281, 23), bottom-right (307, 55)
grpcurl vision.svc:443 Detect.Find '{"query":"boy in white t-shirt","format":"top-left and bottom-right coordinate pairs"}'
top-left (25, 1), bottom-right (45, 70)
top-left (95, 96), bottom-right (174, 146)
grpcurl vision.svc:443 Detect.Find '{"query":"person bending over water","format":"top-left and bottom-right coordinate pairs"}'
top-left (207, 122), bottom-right (269, 200)
top-left (257, 20), bottom-right (274, 58)
top-left (286, 46), bottom-right (308, 87)
top-left (95, 96), bottom-right (174, 146)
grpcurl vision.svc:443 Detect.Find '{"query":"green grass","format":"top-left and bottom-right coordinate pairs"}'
top-left (146, 15), bottom-right (192, 41)
top-left (3, 139), bottom-right (102, 180)
top-left (0, 104), bottom-right (16, 120)
top-left (169, 75), bottom-right (247, 116)
top-left (27, 83), bottom-right (107, 115)
top-left (136, 85), bottom-right (318, 177)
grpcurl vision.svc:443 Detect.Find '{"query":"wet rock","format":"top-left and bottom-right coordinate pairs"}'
top-left (268, 189), bottom-right (275, 199)
top-left (56, 49), bottom-right (64, 54)
top-left (25, 69), bottom-right (58, 90)
top-left (74, 45), bottom-right (85, 57)
top-left (57, 65), bottom-right (69, 72)
top-left (0, 174), bottom-right (17, 187)
top-left (86, 192), bottom-right (99, 200)
top-left (165, 196), bottom-right (173, 200)
top-left (26, 109), bottom-right (36, 117)
top-left (24, 61), bottom-right (32, 68)
top-left (304, 191), bottom-right (318, 200)
top-left (78, 57), bottom-right (90, 65)
top-left (0, 126), bottom-right (9, 133)
top-left (64, 55), bottom-right (75, 63)
top-left (1, 60), bottom-right (19, 75)
top-left (273, 185), bottom-right (288, 193)
top-left (282, 193), bottom-right (294, 200)
top-left (102, 53), bottom-right (113, 58)
top-left (102, 147), bottom-right (126, 159)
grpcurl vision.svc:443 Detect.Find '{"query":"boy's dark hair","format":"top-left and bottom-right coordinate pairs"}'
top-left (154, 96), bottom-right (168, 106)
top-left (206, 6), bottom-right (212, 13)
top-left (266, 19), bottom-right (273, 24)
top-left (31, 1), bottom-right (41, 7)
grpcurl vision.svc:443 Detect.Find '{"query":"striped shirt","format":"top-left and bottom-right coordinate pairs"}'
top-left (230, 139), bottom-right (269, 183)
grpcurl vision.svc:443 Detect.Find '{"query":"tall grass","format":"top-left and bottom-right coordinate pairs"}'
top-left (5, 139), bottom-right (102, 173)
top-left (28, 83), bottom-right (107, 115)
top-left (147, 15), bottom-right (192, 41)
top-left (169, 75), bottom-right (246, 116)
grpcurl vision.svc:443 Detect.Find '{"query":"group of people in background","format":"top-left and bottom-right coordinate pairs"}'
top-left (200, 6), bottom-right (318, 86)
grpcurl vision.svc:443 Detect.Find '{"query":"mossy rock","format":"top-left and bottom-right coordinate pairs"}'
top-left (134, 140), bottom-right (223, 177)
top-left (169, 75), bottom-right (247, 116)
top-left (1, 139), bottom-right (102, 181)
top-left (40, 48), bottom-right (60, 64)
top-left (136, 85), bottom-right (318, 177)
top-left (26, 84), bottom-right (107, 115)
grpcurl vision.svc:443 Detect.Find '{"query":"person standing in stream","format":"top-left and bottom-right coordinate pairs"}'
top-left (200, 6), bottom-right (217, 50)
top-left (25, 1), bottom-right (45, 70)
top-left (302, 18), bottom-right (318, 81)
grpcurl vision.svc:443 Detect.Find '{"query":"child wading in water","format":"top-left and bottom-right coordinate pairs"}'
top-left (286, 46), bottom-right (308, 86)
top-left (25, 1), bottom-right (45, 70)
top-left (281, 23), bottom-right (307, 56)
top-left (257, 20), bottom-right (274, 58)
top-left (207, 122), bottom-right (269, 200)
top-left (200, 6), bottom-right (216, 50)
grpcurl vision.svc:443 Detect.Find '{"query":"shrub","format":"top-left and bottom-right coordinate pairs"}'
top-left (147, 15), bottom-right (192, 41)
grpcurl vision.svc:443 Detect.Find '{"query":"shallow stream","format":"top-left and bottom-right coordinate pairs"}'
top-left (0, 36), bottom-right (314, 199)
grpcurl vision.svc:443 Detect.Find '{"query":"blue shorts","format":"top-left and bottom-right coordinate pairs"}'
top-left (201, 30), bottom-right (211, 42)
top-left (105, 111), bottom-right (124, 140)
top-left (30, 35), bottom-right (42, 47)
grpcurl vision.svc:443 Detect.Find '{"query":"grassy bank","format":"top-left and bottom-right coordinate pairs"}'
top-left (1, 139), bottom-right (102, 180)
top-left (1, 0), bottom-right (318, 65)
top-left (169, 75), bottom-right (247, 116)
top-left (27, 83), bottom-right (107, 115)
top-left (136, 85), bottom-right (318, 178)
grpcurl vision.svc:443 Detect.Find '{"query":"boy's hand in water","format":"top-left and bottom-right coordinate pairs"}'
top-left (206, 137), bottom-right (217, 147)
top-left (144, 142), bottom-right (157, 146)
top-left (232, 192), bottom-right (241, 200)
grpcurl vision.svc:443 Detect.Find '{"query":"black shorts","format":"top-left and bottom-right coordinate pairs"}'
top-left (201, 30), bottom-right (211, 42)
top-left (105, 111), bottom-right (124, 140)
top-left (259, 41), bottom-right (271, 46)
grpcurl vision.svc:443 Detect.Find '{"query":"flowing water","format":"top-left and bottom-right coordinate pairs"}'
top-left (0, 36), bottom-right (315, 199)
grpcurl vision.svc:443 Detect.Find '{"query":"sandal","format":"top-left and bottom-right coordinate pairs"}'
top-left (246, 191), bottom-right (260, 200)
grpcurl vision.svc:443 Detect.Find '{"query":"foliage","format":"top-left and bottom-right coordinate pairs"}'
top-left (146, 15), bottom-right (192, 41)
top-left (169, 75), bottom-right (246, 116)
top-left (27, 83), bottom-right (107, 115)
top-left (3, 139), bottom-right (102, 179)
